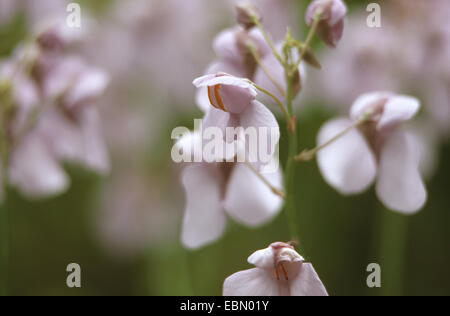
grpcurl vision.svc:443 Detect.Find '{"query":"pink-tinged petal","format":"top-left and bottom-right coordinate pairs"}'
top-left (223, 268), bottom-right (281, 296)
top-left (317, 118), bottom-right (377, 194)
top-left (193, 73), bottom-right (254, 91)
top-left (329, 0), bottom-right (348, 26)
top-left (377, 95), bottom-right (420, 130)
top-left (196, 62), bottom-right (247, 112)
top-left (9, 134), bottom-right (69, 198)
top-left (77, 107), bottom-right (110, 174)
top-left (181, 165), bottom-right (226, 249)
top-left (350, 91), bottom-right (391, 121)
top-left (213, 27), bottom-right (242, 64)
top-left (247, 246), bottom-right (276, 269)
top-left (64, 68), bottom-right (109, 109)
top-left (290, 263), bottom-right (329, 296)
top-left (223, 163), bottom-right (283, 227)
top-left (239, 100), bottom-right (280, 161)
top-left (193, 74), bottom-right (257, 114)
top-left (376, 131), bottom-right (427, 214)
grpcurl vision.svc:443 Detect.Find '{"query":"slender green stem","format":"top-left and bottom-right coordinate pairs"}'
top-left (252, 83), bottom-right (291, 124)
top-left (244, 162), bottom-right (285, 199)
top-left (284, 72), bottom-right (299, 242)
top-left (296, 116), bottom-right (369, 162)
top-left (248, 45), bottom-right (286, 98)
top-left (378, 207), bottom-right (408, 296)
top-left (251, 16), bottom-right (284, 66)
top-left (294, 13), bottom-right (322, 71)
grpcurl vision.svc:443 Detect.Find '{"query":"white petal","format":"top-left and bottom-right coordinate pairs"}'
top-left (195, 62), bottom-right (247, 113)
top-left (290, 263), bottom-right (329, 296)
top-left (9, 134), bottom-right (69, 198)
top-left (317, 118), bottom-right (377, 194)
top-left (223, 163), bottom-right (283, 227)
top-left (376, 131), bottom-right (427, 214)
top-left (223, 268), bottom-right (281, 296)
top-left (239, 100), bottom-right (280, 163)
top-left (377, 95), bottom-right (420, 130)
top-left (247, 246), bottom-right (276, 269)
top-left (350, 91), bottom-right (391, 121)
top-left (181, 165), bottom-right (226, 249)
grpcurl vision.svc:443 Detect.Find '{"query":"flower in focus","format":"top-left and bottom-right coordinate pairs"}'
top-left (176, 131), bottom-right (283, 249)
top-left (316, 92), bottom-right (427, 214)
top-left (193, 73), bottom-right (280, 167)
top-left (305, 0), bottom-right (347, 48)
top-left (223, 242), bottom-right (328, 296)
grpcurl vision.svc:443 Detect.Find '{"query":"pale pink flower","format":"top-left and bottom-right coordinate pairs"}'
top-left (193, 73), bottom-right (280, 165)
top-left (316, 92), bottom-right (427, 214)
top-left (176, 132), bottom-right (283, 249)
top-left (223, 242), bottom-right (328, 296)
top-left (305, 0), bottom-right (347, 48)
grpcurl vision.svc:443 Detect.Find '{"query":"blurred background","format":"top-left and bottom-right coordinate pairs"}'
top-left (0, 0), bottom-right (449, 296)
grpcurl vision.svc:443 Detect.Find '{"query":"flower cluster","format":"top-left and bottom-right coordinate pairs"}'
top-left (177, 0), bottom-right (428, 297)
top-left (0, 21), bottom-right (109, 201)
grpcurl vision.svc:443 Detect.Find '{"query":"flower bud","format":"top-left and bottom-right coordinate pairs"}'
top-left (305, 0), bottom-right (347, 48)
top-left (236, 2), bottom-right (261, 29)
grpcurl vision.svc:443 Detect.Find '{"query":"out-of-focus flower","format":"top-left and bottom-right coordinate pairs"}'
top-left (311, 1), bottom-right (450, 140)
top-left (223, 242), bottom-right (328, 296)
top-left (236, 2), bottom-right (261, 30)
top-left (253, 44), bottom-right (307, 101)
top-left (305, 0), bottom-right (347, 48)
top-left (0, 21), bottom-right (110, 201)
top-left (177, 132), bottom-right (283, 249)
top-left (0, 0), bottom-right (68, 26)
top-left (316, 92), bottom-right (427, 214)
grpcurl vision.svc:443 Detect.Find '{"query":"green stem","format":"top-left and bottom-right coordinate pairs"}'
top-left (378, 207), bottom-right (408, 296)
top-left (284, 72), bottom-right (299, 242)
top-left (252, 83), bottom-right (290, 124)
top-left (294, 13), bottom-right (322, 70)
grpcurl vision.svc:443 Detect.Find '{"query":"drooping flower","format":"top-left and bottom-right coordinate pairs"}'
top-left (305, 0), bottom-right (347, 48)
top-left (316, 92), bottom-right (427, 214)
top-left (176, 131), bottom-right (283, 249)
top-left (193, 73), bottom-right (280, 167)
top-left (223, 242), bottom-right (328, 296)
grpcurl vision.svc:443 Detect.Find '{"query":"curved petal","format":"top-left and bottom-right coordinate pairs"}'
top-left (377, 95), bottom-right (420, 130)
top-left (376, 131), bottom-right (427, 214)
top-left (239, 100), bottom-right (280, 164)
top-left (223, 163), bottom-right (283, 227)
top-left (196, 62), bottom-right (247, 112)
top-left (317, 118), bottom-right (377, 194)
top-left (181, 164), bottom-right (226, 249)
top-left (290, 263), bottom-right (329, 296)
top-left (247, 246), bottom-right (275, 269)
top-left (350, 91), bottom-right (391, 120)
top-left (223, 268), bottom-right (281, 296)
top-left (9, 134), bottom-right (69, 199)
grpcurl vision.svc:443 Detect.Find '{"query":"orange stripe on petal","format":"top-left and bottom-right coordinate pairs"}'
top-left (214, 84), bottom-right (227, 112)
top-left (207, 86), bottom-right (220, 110)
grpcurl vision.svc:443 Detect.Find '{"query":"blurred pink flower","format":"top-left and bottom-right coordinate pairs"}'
top-left (317, 92), bottom-right (427, 214)
top-left (223, 242), bottom-right (328, 296)
top-left (177, 132), bottom-right (283, 249)
top-left (0, 22), bottom-right (110, 201)
top-left (305, 0), bottom-right (347, 48)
